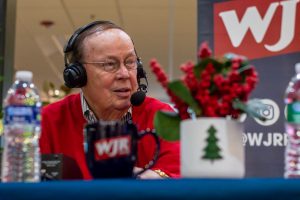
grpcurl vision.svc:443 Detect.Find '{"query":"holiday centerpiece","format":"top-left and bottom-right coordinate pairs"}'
top-left (150, 42), bottom-right (266, 178)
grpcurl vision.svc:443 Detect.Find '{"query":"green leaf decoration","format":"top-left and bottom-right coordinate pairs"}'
top-left (154, 111), bottom-right (181, 141)
top-left (237, 64), bottom-right (253, 74)
top-left (233, 99), bottom-right (267, 121)
top-left (194, 58), bottom-right (224, 78)
top-left (168, 80), bottom-right (201, 116)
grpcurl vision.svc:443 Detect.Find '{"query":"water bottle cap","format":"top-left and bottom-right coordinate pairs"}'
top-left (295, 63), bottom-right (300, 74)
top-left (15, 71), bottom-right (33, 82)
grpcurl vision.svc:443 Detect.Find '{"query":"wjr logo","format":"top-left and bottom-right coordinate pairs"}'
top-left (214, 0), bottom-right (300, 59)
top-left (94, 136), bottom-right (131, 161)
top-left (243, 132), bottom-right (287, 147)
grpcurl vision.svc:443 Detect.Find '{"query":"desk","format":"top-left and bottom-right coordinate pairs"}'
top-left (0, 178), bottom-right (299, 200)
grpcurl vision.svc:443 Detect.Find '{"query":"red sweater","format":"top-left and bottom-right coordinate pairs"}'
top-left (39, 94), bottom-right (180, 179)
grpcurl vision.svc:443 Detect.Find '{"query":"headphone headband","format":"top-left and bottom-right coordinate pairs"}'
top-left (64, 20), bottom-right (114, 53)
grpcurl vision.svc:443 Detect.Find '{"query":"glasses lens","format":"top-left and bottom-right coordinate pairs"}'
top-left (85, 56), bottom-right (138, 72)
top-left (102, 61), bottom-right (118, 72)
top-left (125, 57), bottom-right (137, 70)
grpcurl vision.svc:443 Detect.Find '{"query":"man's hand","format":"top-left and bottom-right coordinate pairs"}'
top-left (133, 167), bottom-right (163, 179)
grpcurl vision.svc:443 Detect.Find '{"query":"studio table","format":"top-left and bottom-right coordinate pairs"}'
top-left (0, 178), bottom-right (299, 200)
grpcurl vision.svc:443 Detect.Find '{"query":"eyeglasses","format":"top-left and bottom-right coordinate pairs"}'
top-left (82, 56), bottom-right (138, 73)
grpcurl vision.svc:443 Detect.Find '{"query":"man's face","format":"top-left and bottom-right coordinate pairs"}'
top-left (81, 29), bottom-right (138, 115)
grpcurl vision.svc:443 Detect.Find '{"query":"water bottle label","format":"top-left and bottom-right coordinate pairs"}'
top-left (4, 105), bottom-right (41, 125)
top-left (287, 102), bottom-right (300, 123)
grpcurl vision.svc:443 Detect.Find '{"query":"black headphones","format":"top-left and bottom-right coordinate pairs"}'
top-left (63, 20), bottom-right (148, 93)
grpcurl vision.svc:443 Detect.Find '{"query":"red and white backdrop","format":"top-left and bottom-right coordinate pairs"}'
top-left (198, 0), bottom-right (300, 177)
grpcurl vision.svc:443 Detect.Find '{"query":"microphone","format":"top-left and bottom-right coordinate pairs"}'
top-left (130, 90), bottom-right (145, 106)
top-left (130, 83), bottom-right (147, 106)
top-left (131, 61), bottom-right (148, 106)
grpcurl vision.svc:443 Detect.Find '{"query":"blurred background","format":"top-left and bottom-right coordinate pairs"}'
top-left (11, 0), bottom-right (197, 103)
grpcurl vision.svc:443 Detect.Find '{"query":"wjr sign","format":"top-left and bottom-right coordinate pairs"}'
top-left (214, 0), bottom-right (300, 59)
top-left (198, 0), bottom-right (300, 177)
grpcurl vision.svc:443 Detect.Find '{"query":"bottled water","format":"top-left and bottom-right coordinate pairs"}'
top-left (284, 63), bottom-right (300, 178)
top-left (1, 71), bottom-right (41, 182)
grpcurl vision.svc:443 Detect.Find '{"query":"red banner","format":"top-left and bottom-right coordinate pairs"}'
top-left (214, 0), bottom-right (300, 59)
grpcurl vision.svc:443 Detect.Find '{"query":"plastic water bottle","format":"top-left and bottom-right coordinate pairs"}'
top-left (1, 71), bottom-right (41, 182)
top-left (284, 63), bottom-right (300, 178)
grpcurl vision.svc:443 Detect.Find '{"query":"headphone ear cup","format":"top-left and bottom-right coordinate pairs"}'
top-left (136, 59), bottom-right (148, 93)
top-left (63, 62), bottom-right (87, 88)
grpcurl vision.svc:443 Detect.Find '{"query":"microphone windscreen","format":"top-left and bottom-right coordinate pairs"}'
top-left (130, 91), bottom-right (146, 106)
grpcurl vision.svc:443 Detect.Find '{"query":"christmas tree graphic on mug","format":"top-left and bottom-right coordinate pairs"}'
top-left (202, 125), bottom-right (223, 163)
